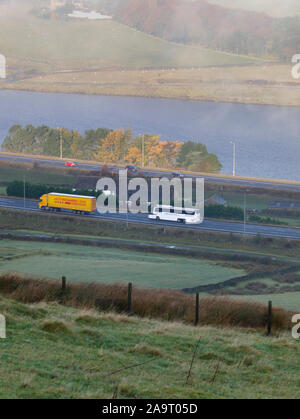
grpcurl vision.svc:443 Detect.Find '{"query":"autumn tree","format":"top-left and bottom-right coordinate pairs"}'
top-left (93, 128), bottom-right (132, 163)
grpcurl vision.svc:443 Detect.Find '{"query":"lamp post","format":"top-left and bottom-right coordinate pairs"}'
top-left (243, 189), bottom-right (250, 235)
top-left (59, 128), bottom-right (63, 160)
top-left (140, 134), bottom-right (145, 168)
top-left (126, 200), bottom-right (132, 229)
top-left (230, 141), bottom-right (236, 176)
top-left (23, 168), bottom-right (30, 209)
top-left (23, 173), bottom-right (26, 208)
top-left (244, 192), bottom-right (246, 235)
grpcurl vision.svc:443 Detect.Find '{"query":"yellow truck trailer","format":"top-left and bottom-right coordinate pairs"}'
top-left (39, 193), bottom-right (97, 214)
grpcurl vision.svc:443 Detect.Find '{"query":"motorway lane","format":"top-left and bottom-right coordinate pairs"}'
top-left (1, 197), bottom-right (300, 240)
top-left (1, 153), bottom-right (300, 192)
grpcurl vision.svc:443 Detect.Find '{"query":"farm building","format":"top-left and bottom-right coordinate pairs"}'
top-left (205, 194), bottom-right (227, 206)
top-left (73, 176), bottom-right (98, 192)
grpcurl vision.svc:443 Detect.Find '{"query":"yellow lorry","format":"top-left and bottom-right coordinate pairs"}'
top-left (39, 193), bottom-right (97, 214)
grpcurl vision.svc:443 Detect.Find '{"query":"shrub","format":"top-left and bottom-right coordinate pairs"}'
top-left (0, 274), bottom-right (291, 331)
top-left (42, 320), bottom-right (71, 334)
top-left (205, 204), bottom-right (244, 221)
top-left (6, 181), bottom-right (100, 199)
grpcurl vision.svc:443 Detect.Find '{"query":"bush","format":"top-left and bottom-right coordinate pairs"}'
top-left (249, 214), bottom-right (287, 225)
top-left (6, 181), bottom-right (100, 199)
top-left (0, 274), bottom-right (291, 331)
top-left (205, 204), bottom-right (244, 220)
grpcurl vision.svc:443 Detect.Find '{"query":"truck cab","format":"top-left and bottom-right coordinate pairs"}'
top-left (39, 194), bottom-right (47, 210)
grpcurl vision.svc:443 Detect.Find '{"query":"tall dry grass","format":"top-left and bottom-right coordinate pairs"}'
top-left (0, 274), bottom-right (291, 330)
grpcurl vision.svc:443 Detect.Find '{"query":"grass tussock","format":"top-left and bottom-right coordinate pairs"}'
top-left (129, 342), bottom-right (164, 357)
top-left (41, 320), bottom-right (72, 334)
top-left (0, 273), bottom-right (292, 331)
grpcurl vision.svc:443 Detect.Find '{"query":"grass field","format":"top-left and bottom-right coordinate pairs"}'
top-left (0, 186), bottom-right (6, 195)
top-left (2, 206), bottom-right (300, 259)
top-left (1, 235), bottom-right (300, 310)
top-left (0, 240), bottom-right (245, 289)
top-left (206, 187), bottom-right (300, 227)
top-left (228, 292), bottom-right (300, 312)
top-left (6, 64), bottom-right (300, 107)
top-left (0, 15), bottom-right (255, 73)
top-left (3, 10), bottom-right (299, 106)
top-left (0, 163), bottom-right (76, 187)
top-left (222, 276), bottom-right (300, 312)
top-left (0, 295), bottom-right (299, 398)
top-left (1, 6), bottom-right (300, 106)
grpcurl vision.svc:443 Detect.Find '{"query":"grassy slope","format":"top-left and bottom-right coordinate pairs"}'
top-left (4, 12), bottom-right (300, 107)
top-left (208, 0), bottom-right (300, 17)
top-left (0, 240), bottom-right (245, 289)
top-left (0, 15), bottom-right (255, 71)
top-left (3, 7), bottom-right (300, 107)
top-left (0, 296), bottom-right (299, 399)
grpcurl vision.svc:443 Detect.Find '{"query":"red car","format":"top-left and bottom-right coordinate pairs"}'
top-left (65, 161), bottom-right (76, 167)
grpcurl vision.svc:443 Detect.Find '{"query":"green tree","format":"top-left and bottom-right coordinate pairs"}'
top-left (176, 141), bottom-right (222, 173)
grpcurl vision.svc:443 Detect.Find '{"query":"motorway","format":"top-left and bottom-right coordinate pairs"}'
top-left (1, 153), bottom-right (300, 192)
top-left (1, 197), bottom-right (300, 240)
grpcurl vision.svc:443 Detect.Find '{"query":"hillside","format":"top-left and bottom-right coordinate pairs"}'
top-left (208, 0), bottom-right (300, 18)
top-left (0, 295), bottom-right (299, 398)
top-left (1, 2), bottom-right (300, 106)
top-left (116, 0), bottom-right (300, 60)
top-left (0, 13), bottom-right (255, 73)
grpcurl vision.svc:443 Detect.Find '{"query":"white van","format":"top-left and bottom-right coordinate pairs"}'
top-left (149, 205), bottom-right (202, 224)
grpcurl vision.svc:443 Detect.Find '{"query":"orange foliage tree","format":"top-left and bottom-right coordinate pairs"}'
top-left (93, 128), bottom-right (129, 163)
top-left (94, 128), bottom-right (183, 169)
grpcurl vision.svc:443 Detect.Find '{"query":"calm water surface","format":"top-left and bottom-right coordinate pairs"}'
top-left (0, 90), bottom-right (299, 180)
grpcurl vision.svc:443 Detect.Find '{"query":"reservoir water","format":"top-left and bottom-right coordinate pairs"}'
top-left (0, 90), bottom-right (299, 181)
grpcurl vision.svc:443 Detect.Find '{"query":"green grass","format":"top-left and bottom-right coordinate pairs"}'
top-left (0, 164), bottom-right (76, 186)
top-left (220, 192), bottom-right (272, 211)
top-left (0, 14), bottom-right (258, 71)
top-left (0, 240), bottom-right (245, 289)
top-left (0, 186), bottom-right (6, 195)
top-left (0, 296), bottom-right (299, 399)
top-left (212, 191), bottom-right (300, 227)
top-left (2, 205), bottom-right (300, 259)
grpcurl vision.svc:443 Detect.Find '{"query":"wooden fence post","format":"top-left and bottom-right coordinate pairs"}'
top-left (195, 293), bottom-right (199, 326)
top-left (267, 300), bottom-right (272, 336)
top-left (62, 276), bottom-right (66, 291)
top-left (128, 282), bottom-right (132, 315)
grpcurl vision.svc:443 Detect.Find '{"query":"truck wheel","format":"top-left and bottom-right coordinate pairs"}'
top-left (156, 216), bottom-right (160, 221)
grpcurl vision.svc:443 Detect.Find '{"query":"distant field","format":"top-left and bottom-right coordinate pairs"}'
top-left (209, 0), bottom-right (300, 17)
top-left (0, 15), bottom-right (256, 72)
top-left (0, 240), bottom-right (245, 289)
top-left (0, 163), bottom-right (76, 186)
top-left (2, 8), bottom-right (300, 107)
top-left (1, 238), bottom-right (300, 311)
top-left (228, 292), bottom-right (300, 312)
top-left (3, 12), bottom-right (300, 107)
top-left (206, 187), bottom-right (300, 227)
top-left (6, 64), bottom-right (300, 107)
